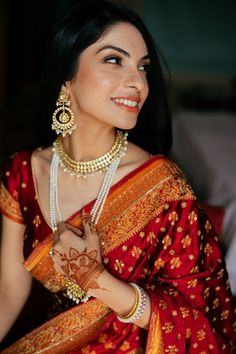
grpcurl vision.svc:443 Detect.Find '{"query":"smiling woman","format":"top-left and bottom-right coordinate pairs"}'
top-left (0, 1), bottom-right (235, 353)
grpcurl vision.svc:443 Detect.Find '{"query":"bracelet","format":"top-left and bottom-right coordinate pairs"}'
top-left (116, 282), bottom-right (147, 323)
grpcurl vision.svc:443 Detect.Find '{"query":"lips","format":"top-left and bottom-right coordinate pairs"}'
top-left (111, 96), bottom-right (141, 113)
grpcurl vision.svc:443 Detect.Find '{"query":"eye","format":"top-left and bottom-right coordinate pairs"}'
top-left (104, 55), bottom-right (122, 65)
top-left (139, 62), bottom-right (151, 73)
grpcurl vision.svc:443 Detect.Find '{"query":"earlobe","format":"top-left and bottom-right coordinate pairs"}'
top-left (62, 82), bottom-right (70, 92)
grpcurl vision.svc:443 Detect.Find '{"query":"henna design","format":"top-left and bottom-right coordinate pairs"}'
top-left (56, 247), bottom-right (104, 292)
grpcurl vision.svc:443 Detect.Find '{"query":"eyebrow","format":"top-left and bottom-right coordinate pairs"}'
top-left (95, 45), bottom-right (150, 61)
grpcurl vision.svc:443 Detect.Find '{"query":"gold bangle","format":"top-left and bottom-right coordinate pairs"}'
top-left (119, 284), bottom-right (139, 320)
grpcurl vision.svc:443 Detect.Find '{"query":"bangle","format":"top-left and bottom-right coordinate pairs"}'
top-left (116, 282), bottom-right (147, 323)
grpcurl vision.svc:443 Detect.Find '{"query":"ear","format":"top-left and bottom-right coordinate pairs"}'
top-left (64, 80), bottom-right (73, 88)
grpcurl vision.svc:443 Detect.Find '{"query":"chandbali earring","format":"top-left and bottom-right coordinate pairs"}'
top-left (52, 91), bottom-right (76, 136)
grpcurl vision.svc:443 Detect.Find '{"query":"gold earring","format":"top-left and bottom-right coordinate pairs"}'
top-left (52, 91), bottom-right (76, 136)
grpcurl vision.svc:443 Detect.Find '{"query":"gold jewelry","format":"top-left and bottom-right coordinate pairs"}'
top-left (116, 282), bottom-right (147, 323)
top-left (52, 91), bottom-right (76, 136)
top-left (64, 277), bottom-right (90, 304)
top-left (53, 129), bottom-right (128, 178)
top-left (120, 284), bottom-right (139, 320)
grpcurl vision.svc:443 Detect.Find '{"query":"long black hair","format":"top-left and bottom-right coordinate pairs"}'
top-left (38, 0), bottom-right (172, 155)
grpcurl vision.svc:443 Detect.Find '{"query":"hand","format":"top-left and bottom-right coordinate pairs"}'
top-left (52, 214), bottom-right (105, 292)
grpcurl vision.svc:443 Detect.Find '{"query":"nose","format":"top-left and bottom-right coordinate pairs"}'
top-left (123, 69), bottom-right (147, 93)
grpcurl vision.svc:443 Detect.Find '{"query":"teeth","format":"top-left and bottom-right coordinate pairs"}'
top-left (113, 98), bottom-right (138, 107)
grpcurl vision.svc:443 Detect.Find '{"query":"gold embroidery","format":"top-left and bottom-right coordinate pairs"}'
top-left (205, 220), bottom-right (212, 232)
top-left (0, 183), bottom-right (24, 223)
top-left (221, 310), bottom-right (229, 320)
top-left (170, 257), bottom-right (182, 269)
top-left (162, 322), bottom-right (174, 334)
top-left (165, 345), bottom-right (179, 353)
top-left (147, 231), bottom-right (156, 244)
top-left (33, 215), bottom-right (41, 227)
top-left (131, 246), bottom-right (142, 258)
top-left (187, 279), bottom-right (198, 288)
top-left (203, 287), bottom-right (210, 298)
top-left (181, 235), bottom-right (191, 248)
top-left (168, 211), bottom-right (178, 225)
top-left (213, 298), bottom-right (219, 309)
top-left (190, 266), bottom-right (199, 274)
top-left (162, 235), bottom-right (172, 249)
top-left (97, 158), bottom-right (195, 256)
top-left (2, 299), bottom-right (110, 354)
top-left (114, 259), bottom-right (125, 273)
top-left (204, 243), bottom-right (213, 257)
top-left (188, 211), bottom-right (198, 224)
top-left (180, 307), bottom-right (190, 318)
top-left (159, 300), bottom-right (168, 310)
top-left (217, 269), bottom-right (224, 279)
top-left (32, 240), bottom-right (39, 248)
top-left (197, 329), bottom-right (206, 341)
top-left (186, 328), bottom-right (191, 338)
top-left (120, 341), bottom-right (131, 351)
top-left (154, 258), bottom-right (165, 270)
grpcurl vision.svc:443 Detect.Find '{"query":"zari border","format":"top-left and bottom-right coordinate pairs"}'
top-left (0, 183), bottom-right (24, 224)
top-left (98, 157), bottom-right (196, 255)
top-left (145, 311), bottom-right (164, 354)
top-left (2, 299), bottom-right (111, 354)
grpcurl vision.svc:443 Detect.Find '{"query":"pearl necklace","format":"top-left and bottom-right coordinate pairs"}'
top-left (53, 130), bottom-right (127, 178)
top-left (49, 137), bottom-right (127, 303)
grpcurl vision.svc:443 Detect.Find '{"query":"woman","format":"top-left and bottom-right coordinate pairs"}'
top-left (0, 1), bottom-right (235, 353)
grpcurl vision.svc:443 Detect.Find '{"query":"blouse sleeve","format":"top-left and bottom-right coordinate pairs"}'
top-left (145, 160), bottom-right (236, 353)
top-left (0, 153), bottom-right (26, 224)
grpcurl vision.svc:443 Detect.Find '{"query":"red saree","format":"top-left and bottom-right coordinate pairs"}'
top-left (0, 150), bottom-right (235, 353)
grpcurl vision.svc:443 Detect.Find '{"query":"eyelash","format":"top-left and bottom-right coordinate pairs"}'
top-left (104, 55), bottom-right (151, 73)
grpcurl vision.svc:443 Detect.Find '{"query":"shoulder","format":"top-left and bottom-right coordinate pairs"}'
top-left (31, 146), bottom-right (52, 168)
top-left (1, 150), bottom-right (33, 187)
top-left (120, 142), bottom-right (151, 169)
top-left (149, 156), bottom-right (196, 200)
top-left (2, 150), bottom-right (32, 172)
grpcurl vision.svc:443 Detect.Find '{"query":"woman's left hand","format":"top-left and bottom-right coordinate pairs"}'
top-left (51, 215), bottom-right (105, 292)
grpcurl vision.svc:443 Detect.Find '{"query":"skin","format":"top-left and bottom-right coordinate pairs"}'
top-left (0, 22), bottom-right (152, 342)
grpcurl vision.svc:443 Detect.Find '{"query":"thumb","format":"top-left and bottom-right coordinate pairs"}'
top-left (66, 223), bottom-right (83, 237)
top-left (82, 210), bottom-right (96, 235)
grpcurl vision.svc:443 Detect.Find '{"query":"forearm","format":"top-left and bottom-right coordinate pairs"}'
top-left (87, 270), bottom-right (151, 330)
top-left (0, 277), bottom-right (31, 342)
top-left (0, 292), bottom-right (22, 342)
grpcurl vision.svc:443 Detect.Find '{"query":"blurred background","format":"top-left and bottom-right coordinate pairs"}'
top-left (0, 0), bottom-right (236, 348)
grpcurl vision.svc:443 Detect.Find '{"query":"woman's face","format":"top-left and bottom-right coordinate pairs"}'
top-left (66, 22), bottom-right (150, 131)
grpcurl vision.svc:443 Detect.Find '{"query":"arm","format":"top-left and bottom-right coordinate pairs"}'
top-left (0, 215), bottom-right (32, 342)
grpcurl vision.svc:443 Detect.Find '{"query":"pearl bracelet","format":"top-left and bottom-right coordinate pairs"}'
top-left (116, 282), bottom-right (147, 323)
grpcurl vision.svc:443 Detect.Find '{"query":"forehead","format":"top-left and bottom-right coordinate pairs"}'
top-left (91, 22), bottom-right (148, 55)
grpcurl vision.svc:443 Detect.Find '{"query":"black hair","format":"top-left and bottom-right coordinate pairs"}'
top-left (37, 0), bottom-right (172, 155)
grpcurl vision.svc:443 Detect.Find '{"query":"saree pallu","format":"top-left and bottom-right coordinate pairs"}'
top-left (0, 152), bottom-right (235, 353)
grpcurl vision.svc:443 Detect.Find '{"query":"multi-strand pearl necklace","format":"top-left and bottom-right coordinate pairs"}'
top-left (53, 130), bottom-right (127, 178)
top-left (49, 133), bottom-right (128, 303)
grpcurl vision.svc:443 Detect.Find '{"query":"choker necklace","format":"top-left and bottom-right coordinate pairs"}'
top-left (53, 129), bottom-right (128, 178)
top-left (49, 134), bottom-right (128, 303)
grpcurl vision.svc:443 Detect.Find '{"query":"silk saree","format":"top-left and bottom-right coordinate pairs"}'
top-left (0, 151), bottom-right (235, 353)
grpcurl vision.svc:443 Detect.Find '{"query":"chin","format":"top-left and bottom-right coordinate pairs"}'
top-left (117, 118), bottom-right (138, 131)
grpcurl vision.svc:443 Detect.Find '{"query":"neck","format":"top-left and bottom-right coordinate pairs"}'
top-left (62, 126), bottom-right (116, 161)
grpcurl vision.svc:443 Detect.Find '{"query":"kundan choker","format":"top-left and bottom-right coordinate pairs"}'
top-left (53, 129), bottom-right (128, 178)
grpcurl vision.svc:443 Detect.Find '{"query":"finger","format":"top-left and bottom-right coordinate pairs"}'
top-left (66, 223), bottom-right (83, 237)
top-left (57, 222), bottom-right (68, 234)
top-left (81, 210), bottom-right (90, 222)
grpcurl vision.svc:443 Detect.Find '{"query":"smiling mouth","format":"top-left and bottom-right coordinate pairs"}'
top-left (111, 97), bottom-right (140, 112)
